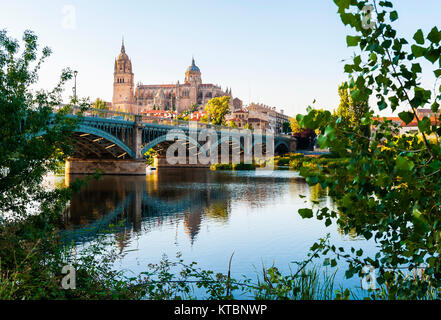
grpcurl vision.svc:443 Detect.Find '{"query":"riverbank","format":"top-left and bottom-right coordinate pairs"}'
top-left (209, 153), bottom-right (348, 173)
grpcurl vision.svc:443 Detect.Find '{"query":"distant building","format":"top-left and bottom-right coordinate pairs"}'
top-left (371, 115), bottom-right (439, 135)
top-left (226, 103), bottom-right (289, 133)
top-left (112, 39), bottom-right (241, 114)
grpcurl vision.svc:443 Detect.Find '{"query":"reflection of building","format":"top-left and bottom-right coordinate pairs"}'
top-left (183, 212), bottom-right (202, 244)
top-left (112, 40), bottom-right (241, 114)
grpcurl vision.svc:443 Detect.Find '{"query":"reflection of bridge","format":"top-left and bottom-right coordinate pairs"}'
top-left (65, 109), bottom-right (297, 175)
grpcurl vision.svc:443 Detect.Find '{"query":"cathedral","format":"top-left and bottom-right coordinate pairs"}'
top-left (112, 40), bottom-right (241, 114)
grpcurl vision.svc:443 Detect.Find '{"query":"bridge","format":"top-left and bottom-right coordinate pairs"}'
top-left (64, 108), bottom-right (297, 175)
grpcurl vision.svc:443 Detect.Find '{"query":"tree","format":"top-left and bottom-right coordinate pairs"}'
top-left (189, 103), bottom-right (199, 113)
top-left (0, 29), bottom-right (81, 216)
top-left (297, 0), bottom-right (441, 299)
top-left (204, 96), bottom-right (231, 125)
top-left (93, 98), bottom-right (108, 110)
top-left (336, 82), bottom-right (369, 134)
top-left (291, 116), bottom-right (316, 150)
top-left (282, 121), bottom-right (292, 134)
top-left (289, 117), bottom-right (302, 134)
top-left (228, 120), bottom-right (238, 128)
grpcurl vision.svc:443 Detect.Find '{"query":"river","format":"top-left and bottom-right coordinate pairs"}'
top-left (59, 168), bottom-right (377, 298)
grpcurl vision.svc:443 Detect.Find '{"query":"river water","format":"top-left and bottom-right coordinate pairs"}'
top-left (60, 168), bottom-right (377, 297)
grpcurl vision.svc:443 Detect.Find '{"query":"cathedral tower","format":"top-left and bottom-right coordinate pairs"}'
top-left (112, 39), bottom-right (135, 113)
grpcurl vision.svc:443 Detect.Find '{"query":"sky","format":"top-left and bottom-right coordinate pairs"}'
top-left (0, 0), bottom-right (440, 117)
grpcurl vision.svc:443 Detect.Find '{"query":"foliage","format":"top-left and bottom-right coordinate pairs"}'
top-left (92, 98), bottom-right (108, 110)
top-left (189, 103), bottom-right (199, 113)
top-left (290, 117), bottom-right (302, 134)
top-left (144, 148), bottom-right (156, 167)
top-left (204, 96), bottom-right (231, 126)
top-left (227, 120), bottom-right (238, 128)
top-left (336, 82), bottom-right (369, 129)
top-left (0, 30), bottom-right (137, 300)
top-left (0, 29), bottom-right (85, 217)
top-left (283, 121), bottom-right (292, 134)
top-left (210, 163), bottom-right (255, 171)
top-left (296, 0), bottom-right (441, 299)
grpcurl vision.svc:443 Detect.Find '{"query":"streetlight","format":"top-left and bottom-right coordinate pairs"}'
top-left (73, 70), bottom-right (78, 101)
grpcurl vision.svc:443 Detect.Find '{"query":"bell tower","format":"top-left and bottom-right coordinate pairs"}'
top-left (112, 38), bottom-right (135, 113)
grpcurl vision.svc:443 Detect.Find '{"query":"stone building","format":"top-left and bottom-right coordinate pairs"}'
top-left (112, 40), bottom-right (241, 114)
top-left (227, 103), bottom-right (290, 133)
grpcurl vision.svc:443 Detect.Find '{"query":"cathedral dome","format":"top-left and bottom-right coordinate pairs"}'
top-left (186, 58), bottom-right (200, 73)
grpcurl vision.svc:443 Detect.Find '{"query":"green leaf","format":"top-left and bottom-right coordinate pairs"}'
top-left (398, 111), bottom-right (414, 124)
top-left (411, 45), bottom-right (425, 58)
top-left (418, 116), bottom-right (431, 133)
top-left (411, 63), bottom-right (422, 74)
top-left (431, 101), bottom-right (440, 113)
top-left (395, 155), bottom-right (415, 171)
top-left (378, 100), bottom-right (387, 110)
top-left (435, 69), bottom-right (441, 78)
top-left (427, 27), bottom-right (441, 44)
top-left (298, 208), bottom-right (313, 219)
top-left (346, 35), bottom-right (361, 47)
top-left (413, 29), bottom-right (425, 45)
top-left (424, 48), bottom-right (440, 64)
top-left (390, 11), bottom-right (398, 22)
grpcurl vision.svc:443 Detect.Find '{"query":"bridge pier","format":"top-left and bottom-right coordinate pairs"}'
top-left (65, 159), bottom-right (146, 175)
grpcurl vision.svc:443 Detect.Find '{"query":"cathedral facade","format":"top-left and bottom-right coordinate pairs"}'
top-left (112, 40), bottom-right (240, 114)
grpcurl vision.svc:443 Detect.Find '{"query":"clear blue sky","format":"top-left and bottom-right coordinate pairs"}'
top-left (1, 0), bottom-right (440, 117)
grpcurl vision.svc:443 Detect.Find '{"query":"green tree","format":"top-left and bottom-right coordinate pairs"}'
top-left (0, 29), bottom-right (81, 216)
top-left (204, 96), bottom-right (231, 125)
top-left (93, 98), bottom-right (108, 110)
top-left (297, 0), bottom-right (441, 299)
top-left (336, 83), bottom-right (369, 133)
top-left (282, 121), bottom-right (292, 134)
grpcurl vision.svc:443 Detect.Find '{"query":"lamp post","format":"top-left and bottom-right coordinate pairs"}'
top-left (73, 70), bottom-right (78, 101)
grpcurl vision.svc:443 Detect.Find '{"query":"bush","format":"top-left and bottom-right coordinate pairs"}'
top-left (232, 163), bottom-right (255, 170)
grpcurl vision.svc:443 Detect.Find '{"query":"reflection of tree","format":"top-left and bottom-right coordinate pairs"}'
top-left (204, 201), bottom-right (230, 221)
top-left (310, 184), bottom-right (326, 203)
top-left (336, 211), bottom-right (364, 240)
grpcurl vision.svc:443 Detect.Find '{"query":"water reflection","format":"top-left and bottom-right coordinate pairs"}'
top-left (63, 169), bottom-right (315, 248)
top-left (60, 168), bottom-right (380, 294)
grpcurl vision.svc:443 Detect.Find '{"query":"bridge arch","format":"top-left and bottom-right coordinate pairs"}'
top-left (141, 132), bottom-right (206, 156)
top-left (73, 124), bottom-right (136, 159)
top-left (275, 140), bottom-right (290, 155)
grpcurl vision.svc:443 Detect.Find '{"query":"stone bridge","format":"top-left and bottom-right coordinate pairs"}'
top-left (65, 109), bottom-right (296, 175)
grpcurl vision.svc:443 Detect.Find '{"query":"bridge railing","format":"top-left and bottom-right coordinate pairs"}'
top-left (63, 106), bottom-right (293, 138)
top-left (67, 106), bottom-right (138, 122)
top-left (65, 106), bottom-right (234, 131)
